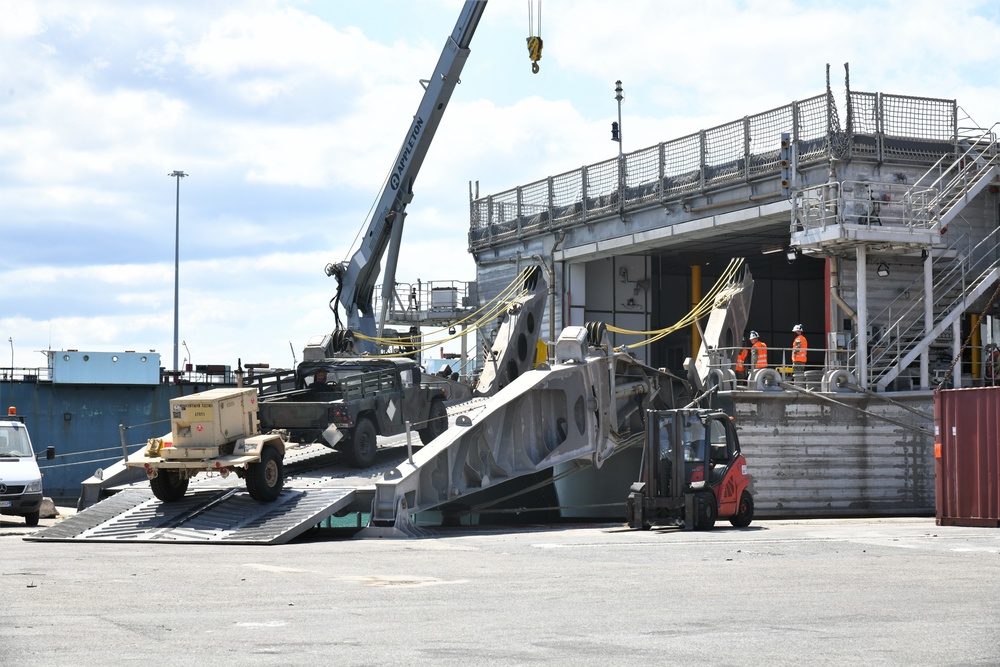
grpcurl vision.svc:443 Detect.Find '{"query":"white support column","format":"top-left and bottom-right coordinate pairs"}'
top-left (952, 318), bottom-right (962, 388)
top-left (856, 245), bottom-right (868, 388)
top-left (568, 263), bottom-right (587, 326)
top-left (921, 251), bottom-right (933, 389)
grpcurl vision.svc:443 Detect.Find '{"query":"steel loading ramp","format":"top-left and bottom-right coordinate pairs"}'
top-left (27, 486), bottom-right (356, 545)
top-left (28, 442), bottom-right (412, 545)
top-left (361, 326), bottom-right (690, 537)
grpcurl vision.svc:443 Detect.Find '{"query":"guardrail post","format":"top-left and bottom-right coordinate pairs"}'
top-left (119, 424), bottom-right (130, 462)
top-left (405, 420), bottom-right (414, 465)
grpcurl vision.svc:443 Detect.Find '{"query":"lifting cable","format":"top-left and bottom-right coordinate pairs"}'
top-left (355, 265), bottom-right (541, 358)
top-left (526, 1), bottom-right (543, 74)
top-left (780, 380), bottom-right (933, 437)
top-left (606, 257), bottom-right (746, 350)
top-left (359, 266), bottom-right (534, 348)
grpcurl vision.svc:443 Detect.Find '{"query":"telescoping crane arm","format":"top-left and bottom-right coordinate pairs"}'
top-left (326, 0), bottom-right (487, 354)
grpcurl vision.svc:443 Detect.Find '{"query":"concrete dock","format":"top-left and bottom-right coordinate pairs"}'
top-left (3, 513), bottom-right (999, 666)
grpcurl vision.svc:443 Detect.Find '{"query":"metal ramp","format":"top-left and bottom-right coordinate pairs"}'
top-left (27, 486), bottom-right (356, 544)
top-left (28, 442), bottom-right (413, 545)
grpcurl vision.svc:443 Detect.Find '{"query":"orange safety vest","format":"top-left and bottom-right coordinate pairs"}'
top-left (751, 340), bottom-right (768, 368)
top-left (735, 348), bottom-right (749, 373)
top-left (792, 334), bottom-right (808, 364)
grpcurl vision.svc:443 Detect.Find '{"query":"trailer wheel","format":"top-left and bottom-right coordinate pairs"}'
top-left (246, 446), bottom-right (284, 502)
top-left (693, 491), bottom-right (717, 531)
top-left (418, 399), bottom-right (448, 445)
top-left (345, 417), bottom-right (377, 468)
top-left (150, 470), bottom-right (189, 503)
top-left (729, 490), bottom-right (754, 528)
top-left (24, 510), bottom-right (40, 527)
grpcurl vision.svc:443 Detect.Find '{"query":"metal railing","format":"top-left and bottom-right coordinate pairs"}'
top-left (375, 279), bottom-right (475, 322)
top-left (909, 123), bottom-right (1000, 228)
top-left (791, 179), bottom-right (938, 234)
top-left (471, 90), bottom-right (960, 251)
top-left (709, 341), bottom-right (1000, 391)
top-left (470, 93), bottom-right (835, 249)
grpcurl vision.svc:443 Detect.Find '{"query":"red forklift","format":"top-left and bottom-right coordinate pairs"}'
top-left (625, 408), bottom-right (754, 530)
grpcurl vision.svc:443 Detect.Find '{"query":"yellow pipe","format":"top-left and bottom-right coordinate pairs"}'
top-left (691, 265), bottom-right (702, 357)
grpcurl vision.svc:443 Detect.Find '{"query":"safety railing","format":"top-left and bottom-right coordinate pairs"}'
top-left (375, 279), bottom-right (476, 321)
top-left (709, 340), bottom-right (1000, 392)
top-left (470, 93), bottom-right (834, 250)
top-left (791, 179), bottom-right (938, 235)
top-left (709, 344), bottom-right (850, 387)
top-left (472, 90), bottom-right (961, 251)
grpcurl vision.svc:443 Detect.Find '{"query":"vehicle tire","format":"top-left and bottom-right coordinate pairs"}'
top-left (418, 399), bottom-right (448, 445)
top-left (694, 491), bottom-right (717, 531)
top-left (24, 510), bottom-right (40, 527)
top-left (729, 490), bottom-right (754, 528)
top-left (625, 492), bottom-right (652, 530)
top-left (246, 446), bottom-right (284, 502)
top-left (150, 470), bottom-right (189, 503)
top-left (345, 417), bottom-right (377, 469)
top-left (624, 494), bottom-right (636, 527)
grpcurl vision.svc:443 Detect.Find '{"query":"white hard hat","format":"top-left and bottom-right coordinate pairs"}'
top-left (793, 324), bottom-right (803, 332)
top-left (749, 330), bottom-right (759, 339)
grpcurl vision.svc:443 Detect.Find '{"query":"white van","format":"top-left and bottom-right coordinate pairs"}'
top-left (0, 408), bottom-right (54, 526)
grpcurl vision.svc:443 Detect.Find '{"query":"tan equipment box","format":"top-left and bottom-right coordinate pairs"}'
top-left (170, 388), bottom-right (258, 448)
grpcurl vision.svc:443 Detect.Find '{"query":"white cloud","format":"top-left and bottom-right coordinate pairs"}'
top-left (2, 0), bottom-right (1000, 371)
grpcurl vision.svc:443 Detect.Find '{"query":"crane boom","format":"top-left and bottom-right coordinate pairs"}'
top-left (327, 0), bottom-right (487, 354)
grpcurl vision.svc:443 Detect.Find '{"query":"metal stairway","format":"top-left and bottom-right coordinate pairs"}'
top-left (868, 125), bottom-right (1000, 390)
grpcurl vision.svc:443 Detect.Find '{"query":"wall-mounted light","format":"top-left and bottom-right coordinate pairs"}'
top-left (877, 262), bottom-right (890, 278)
top-left (786, 247), bottom-right (799, 263)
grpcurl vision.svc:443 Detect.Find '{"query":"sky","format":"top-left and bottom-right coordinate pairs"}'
top-left (2, 0), bottom-right (1000, 373)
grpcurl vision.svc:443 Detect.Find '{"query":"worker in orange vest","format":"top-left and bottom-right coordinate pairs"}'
top-left (749, 330), bottom-right (768, 369)
top-left (792, 324), bottom-right (808, 374)
top-left (735, 336), bottom-right (750, 382)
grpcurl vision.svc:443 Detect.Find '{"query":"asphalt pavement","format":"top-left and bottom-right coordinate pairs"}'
top-left (3, 511), bottom-right (999, 666)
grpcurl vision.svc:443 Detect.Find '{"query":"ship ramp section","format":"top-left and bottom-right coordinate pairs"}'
top-left (26, 440), bottom-right (407, 545)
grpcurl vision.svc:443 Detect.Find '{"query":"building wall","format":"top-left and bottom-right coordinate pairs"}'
top-left (735, 391), bottom-right (935, 517)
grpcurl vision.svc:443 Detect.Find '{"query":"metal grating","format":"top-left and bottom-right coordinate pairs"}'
top-left (28, 443), bottom-right (412, 545)
top-left (27, 487), bottom-right (358, 545)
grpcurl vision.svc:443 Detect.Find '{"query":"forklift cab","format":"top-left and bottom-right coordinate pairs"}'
top-left (627, 408), bottom-right (754, 531)
top-left (654, 413), bottom-right (710, 495)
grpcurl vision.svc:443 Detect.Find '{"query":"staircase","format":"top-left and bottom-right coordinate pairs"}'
top-left (861, 124), bottom-right (1000, 390)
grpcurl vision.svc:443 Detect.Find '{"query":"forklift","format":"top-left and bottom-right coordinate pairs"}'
top-left (625, 408), bottom-right (754, 530)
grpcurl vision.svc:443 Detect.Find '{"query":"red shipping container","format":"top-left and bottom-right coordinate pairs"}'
top-left (935, 386), bottom-right (1000, 526)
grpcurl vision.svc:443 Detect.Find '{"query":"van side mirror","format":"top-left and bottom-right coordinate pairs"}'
top-left (45, 446), bottom-right (55, 460)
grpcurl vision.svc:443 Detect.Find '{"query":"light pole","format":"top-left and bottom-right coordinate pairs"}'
top-left (612, 80), bottom-right (625, 222)
top-left (169, 170), bottom-right (188, 373)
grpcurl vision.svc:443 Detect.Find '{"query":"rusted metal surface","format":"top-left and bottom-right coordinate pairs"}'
top-left (935, 386), bottom-right (1000, 527)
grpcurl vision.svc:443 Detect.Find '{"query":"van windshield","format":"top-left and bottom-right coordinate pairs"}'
top-left (0, 423), bottom-right (34, 458)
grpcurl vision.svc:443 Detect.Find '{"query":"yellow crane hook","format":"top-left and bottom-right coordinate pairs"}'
top-left (527, 0), bottom-right (543, 74)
